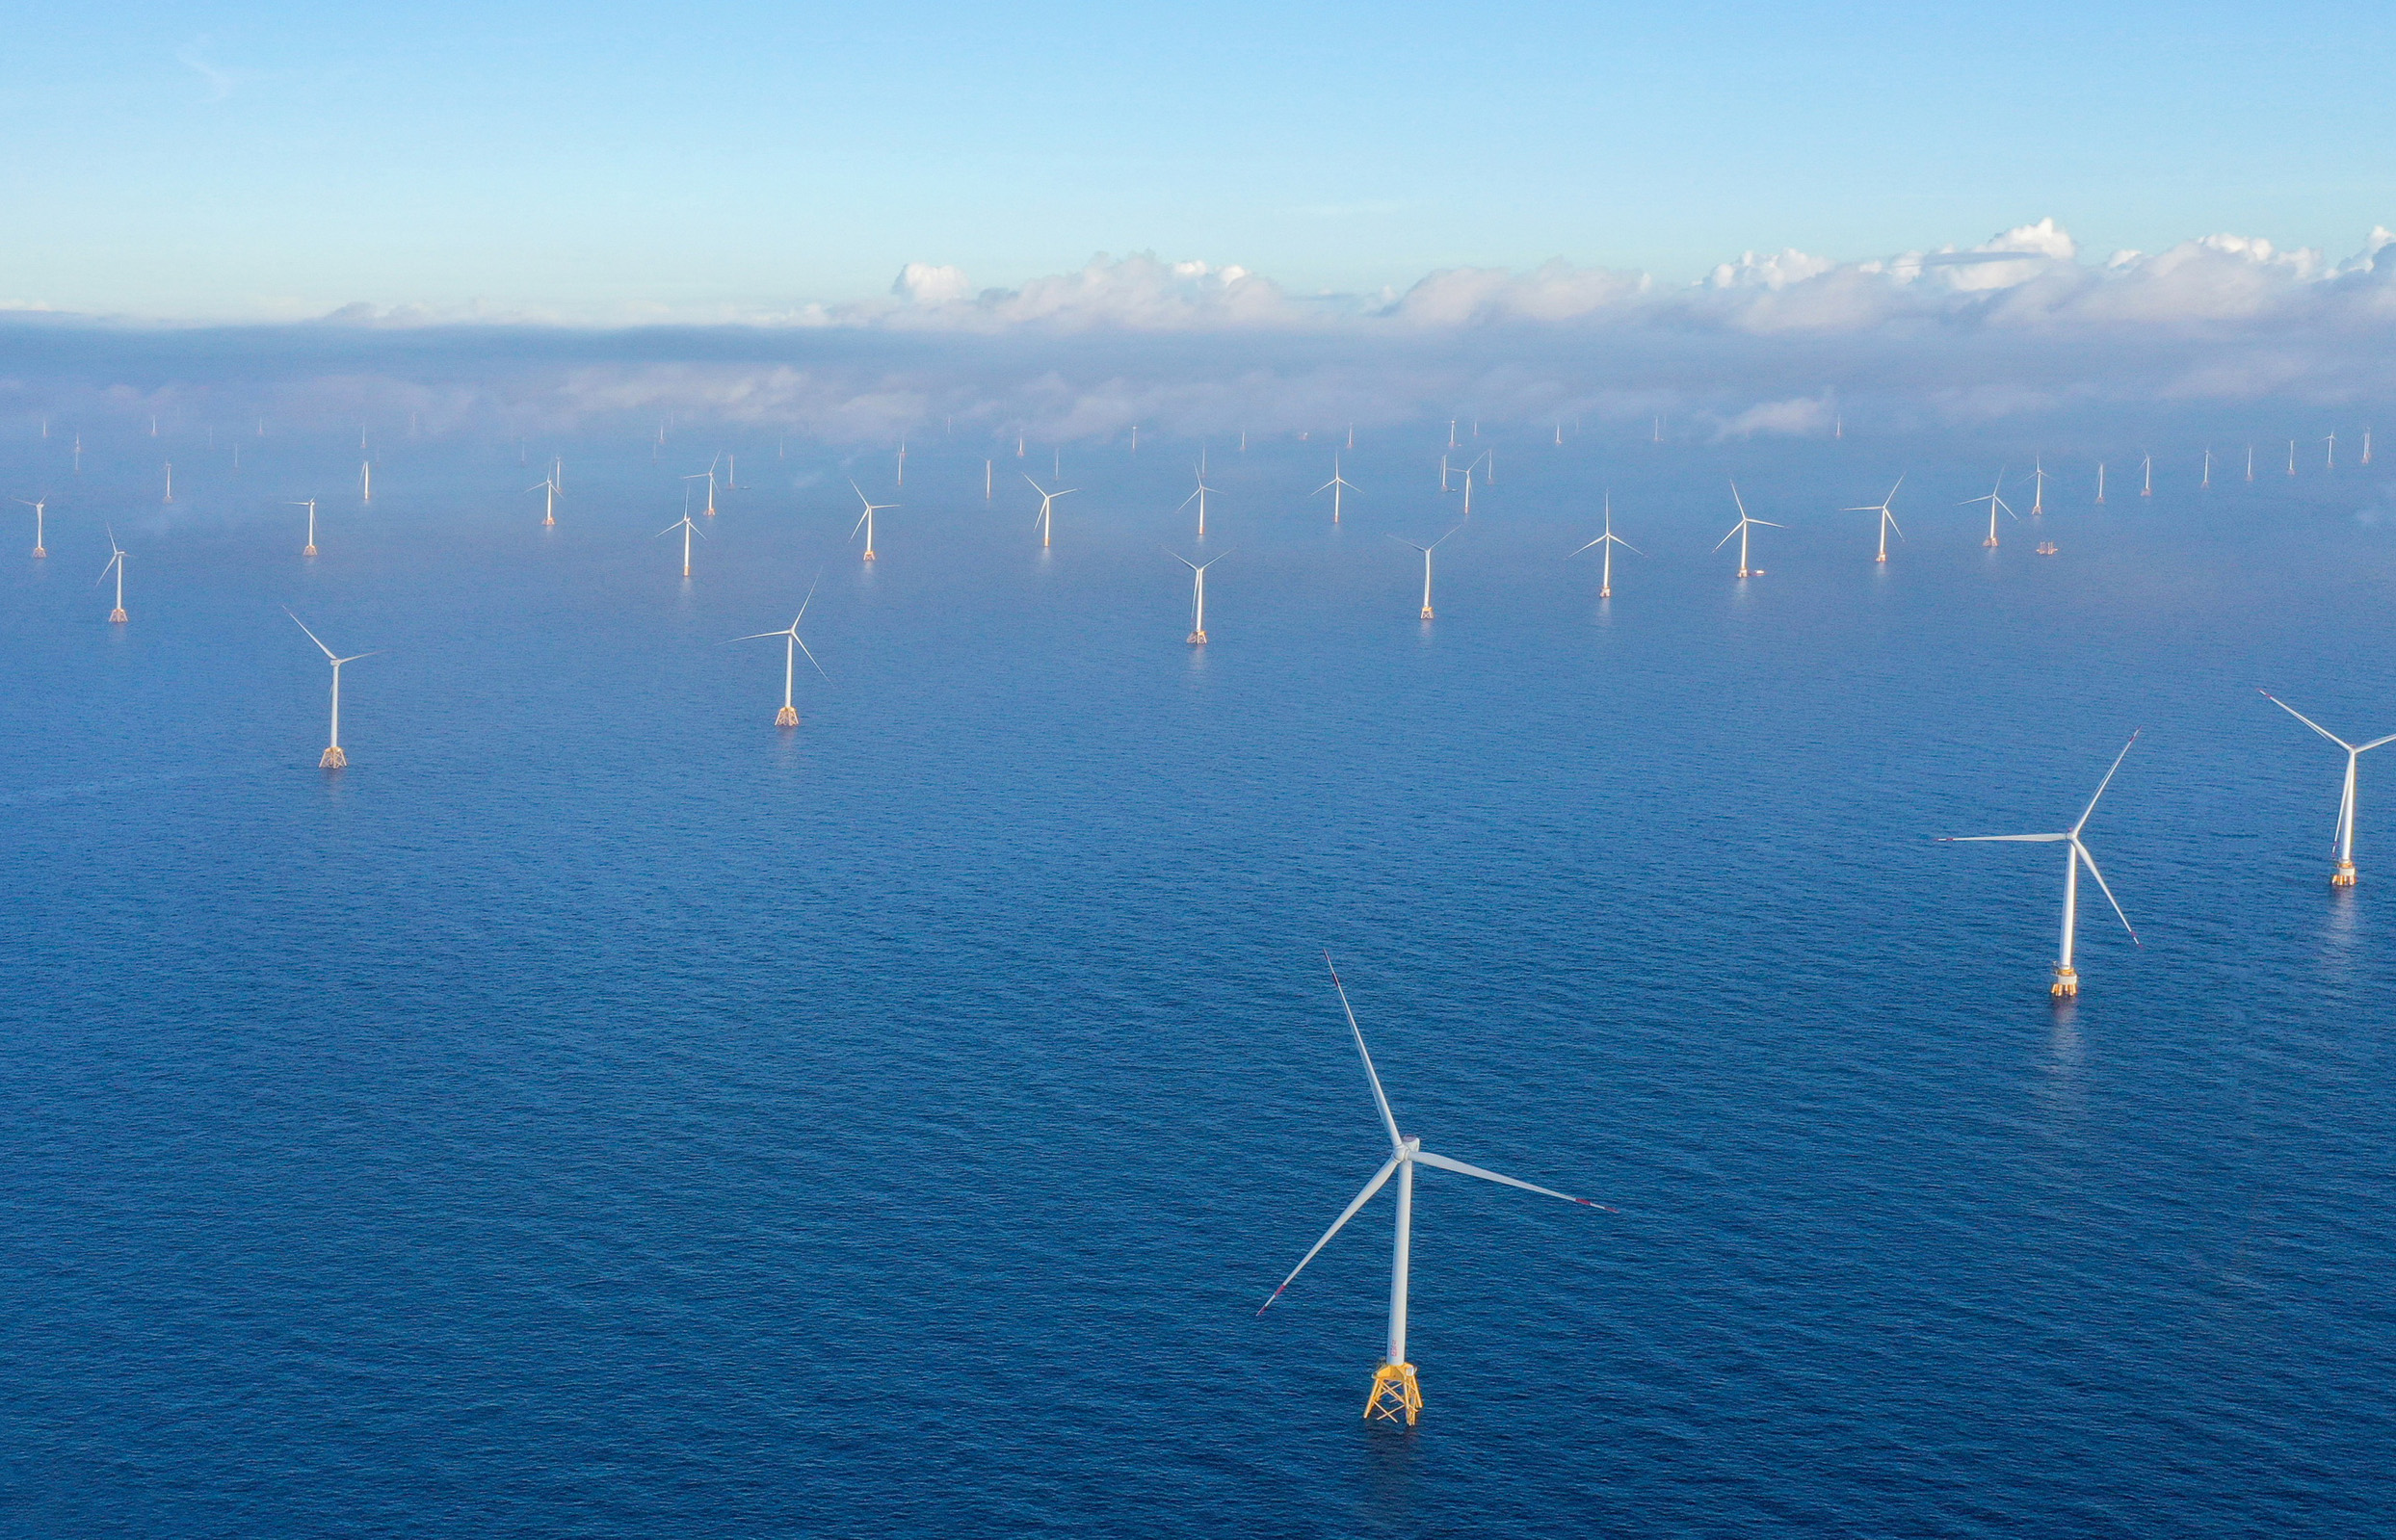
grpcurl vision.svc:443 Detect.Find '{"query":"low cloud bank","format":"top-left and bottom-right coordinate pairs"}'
top-left (7, 222), bottom-right (2396, 444)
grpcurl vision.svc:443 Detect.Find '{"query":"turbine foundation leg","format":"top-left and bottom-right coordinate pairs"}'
top-left (862, 550), bottom-right (876, 561)
top-left (2332, 861), bottom-right (2357, 887)
top-left (319, 745), bottom-right (348, 770)
top-left (1597, 587), bottom-right (1610, 599)
top-left (776, 706), bottom-right (800, 727)
top-left (1364, 1362), bottom-right (1422, 1425)
top-left (1186, 630), bottom-right (1207, 644)
top-left (1983, 537), bottom-right (1999, 548)
top-left (304, 543), bottom-right (319, 557)
top-left (2050, 965), bottom-right (2079, 998)
top-left (33, 547), bottom-right (46, 558)
top-left (109, 608), bottom-right (128, 623)
top-left (1419, 606), bottom-right (1435, 620)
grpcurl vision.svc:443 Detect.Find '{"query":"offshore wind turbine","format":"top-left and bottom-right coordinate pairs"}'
top-left (896, 441), bottom-right (907, 487)
top-left (657, 498), bottom-right (703, 578)
top-left (735, 583), bottom-right (828, 727)
top-left (2325, 432), bottom-right (2337, 469)
top-left (2095, 461), bottom-right (2106, 505)
top-left (1257, 956), bottom-right (1613, 1424)
top-left (360, 458), bottom-right (372, 503)
top-left (1570, 495), bottom-right (1642, 597)
top-left (163, 461), bottom-right (174, 504)
top-left (2247, 444), bottom-right (2255, 482)
top-left (2028, 459), bottom-right (2049, 515)
top-left (1940, 733), bottom-right (2142, 997)
top-left (527, 473), bottom-right (560, 527)
top-left (1315, 457), bottom-right (1356, 523)
top-left (98, 528), bottom-right (128, 622)
top-left (2259, 691), bottom-right (2396, 886)
top-left (286, 610), bottom-right (375, 769)
top-left (2141, 453), bottom-right (2152, 497)
top-left (682, 463), bottom-right (721, 517)
top-left (2364, 429), bottom-right (2374, 465)
top-left (2202, 448), bottom-right (2213, 489)
top-left (1715, 483), bottom-right (1782, 577)
top-left (1025, 475), bottom-right (1077, 548)
top-left (291, 498), bottom-right (321, 556)
top-left (1176, 463), bottom-right (1220, 537)
top-left (1843, 476), bottom-right (1906, 562)
top-left (1963, 471), bottom-right (2016, 547)
top-left (1389, 526), bottom-right (1461, 619)
top-left (850, 480), bottom-right (896, 561)
top-left (1170, 549), bottom-right (1228, 643)
top-left (2287, 439), bottom-right (2298, 476)
top-left (18, 496), bottom-right (47, 558)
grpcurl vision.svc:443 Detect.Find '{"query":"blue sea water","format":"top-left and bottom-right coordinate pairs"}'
top-left (2, 422), bottom-right (2392, 1536)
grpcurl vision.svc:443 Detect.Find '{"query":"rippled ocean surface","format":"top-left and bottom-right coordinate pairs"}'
top-left (3, 423), bottom-right (2392, 1537)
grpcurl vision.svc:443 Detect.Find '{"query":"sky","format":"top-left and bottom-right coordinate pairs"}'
top-left (5, 1), bottom-right (2395, 321)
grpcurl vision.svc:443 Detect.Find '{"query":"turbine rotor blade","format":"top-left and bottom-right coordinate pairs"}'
top-left (2258, 691), bottom-right (2353, 750)
top-left (283, 608), bottom-right (338, 661)
top-left (2073, 730), bottom-right (2142, 835)
top-left (1326, 953), bottom-right (1403, 1153)
top-left (1255, 1155), bottom-right (1403, 1316)
top-left (2073, 839), bottom-right (2141, 946)
top-left (1412, 1148), bottom-right (1615, 1210)
top-left (1940, 833), bottom-right (2069, 843)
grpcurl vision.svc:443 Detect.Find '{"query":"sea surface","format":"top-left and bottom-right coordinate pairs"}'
top-left (2, 422), bottom-right (2391, 1537)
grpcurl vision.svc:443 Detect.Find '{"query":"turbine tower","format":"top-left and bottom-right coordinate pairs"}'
top-left (1314, 457), bottom-right (1356, 523)
top-left (18, 497), bottom-right (47, 558)
top-left (163, 461), bottom-right (174, 504)
top-left (1963, 471), bottom-right (2016, 547)
top-left (735, 584), bottom-right (828, 727)
top-left (291, 498), bottom-right (320, 556)
top-left (1569, 495), bottom-right (1642, 598)
top-left (528, 473), bottom-right (561, 527)
top-left (1715, 482), bottom-right (1782, 577)
top-left (2141, 454), bottom-right (2152, 497)
top-left (682, 465), bottom-right (720, 517)
top-left (1842, 476), bottom-right (1906, 562)
top-left (2259, 691), bottom-right (2396, 886)
top-left (286, 610), bottom-right (375, 769)
top-left (850, 481), bottom-right (897, 561)
top-left (99, 529), bottom-right (127, 622)
top-left (1024, 475), bottom-right (1078, 548)
top-left (2028, 460), bottom-right (2049, 515)
top-left (1389, 526), bottom-right (1462, 619)
top-left (1170, 549), bottom-right (1228, 643)
top-left (1257, 956), bottom-right (1612, 1425)
top-left (1941, 733), bottom-right (2143, 997)
top-left (360, 459), bottom-right (372, 503)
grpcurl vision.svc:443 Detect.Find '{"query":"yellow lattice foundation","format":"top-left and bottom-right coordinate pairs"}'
top-left (2050, 965), bottom-right (2078, 998)
top-left (2332, 861), bottom-right (2357, 887)
top-left (320, 745), bottom-right (348, 769)
top-left (776, 707), bottom-right (800, 727)
top-left (1363, 1362), bottom-right (1422, 1425)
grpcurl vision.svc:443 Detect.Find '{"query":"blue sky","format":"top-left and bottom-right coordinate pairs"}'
top-left (4, 1), bottom-right (2392, 319)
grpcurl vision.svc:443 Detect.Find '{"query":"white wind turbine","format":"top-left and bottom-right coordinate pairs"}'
top-left (1025, 475), bottom-right (1078, 548)
top-left (1963, 470), bottom-right (2016, 547)
top-left (735, 583), bottom-right (828, 727)
top-left (2246, 445), bottom-right (2255, 483)
top-left (1842, 475), bottom-right (1905, 562)
top-left (163, 461), bottom-right (175, 504)
top-left (2141, 453), bottom-right (2152, 497)
top-left (286, 610), bottom-right (376, 769)
top-left (683, 464), bottom-right (721, 518)
top-left (359, 458), bottom-right (372, 503)
top-left (527, 473), bottom-right (561, 527)
top-left (2325, 432), bottom-right (2336, 470)
top-left (2028, 459), bottom-right (2050, 515)
top-left (1569, 494), bottom-right (1641, 597)
top-left (850, 480), bottom-right (896, 561)
top-left (17, 496), bottom-right (47, 558)
top-left (2095, 461), bottom-right (2106, 505)
top-left (657, 495), bottom-right (703, 578)
top-left (2202, 447), bottom-right (2214, 489)
top-left (1389, 525), bottom-right (1462, 619)
top-left (2259, 691), bottom-right (2396, 887)
top-left (1715, 482), bottom-right (1782, 577)
top-left (1177, 463), bottom-right (1220, 537)
top-left (1170, 549), bottom-right (1229, 643)
top-left (1257, 955), bottom-right (1613, 1425)
top-left (98, 528), bottom-right (128, 622)
top-left (1315, 457), bottom-right (1356, 523)
top-left (291, 498), bottom-right (321, 556)
top-left (1941, 733), bottom-right (2142, 997)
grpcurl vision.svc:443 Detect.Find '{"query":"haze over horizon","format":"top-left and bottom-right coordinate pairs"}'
top-left (8, 2), bottom-right (2394, 322)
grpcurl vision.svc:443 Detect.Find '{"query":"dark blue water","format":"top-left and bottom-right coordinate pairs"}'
top-left (4, 425), bottom-right (2392, 1536)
